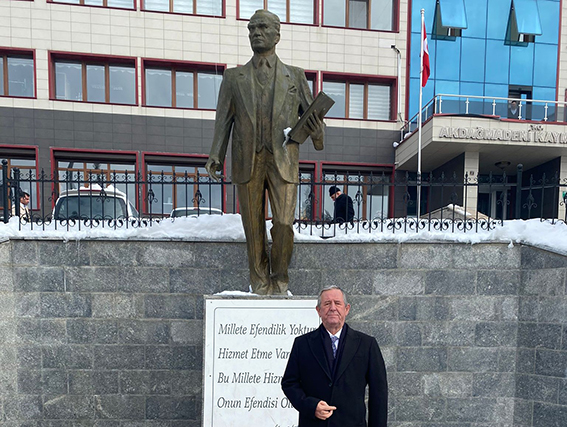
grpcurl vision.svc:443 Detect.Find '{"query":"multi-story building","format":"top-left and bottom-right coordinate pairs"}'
top-left (401, 0), bottom-right (567, 220)
top-left (1, 0), bottom-right (566, 220)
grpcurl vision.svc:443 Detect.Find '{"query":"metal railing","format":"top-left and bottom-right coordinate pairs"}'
top-left (2, 161), bottom-right (567, 235)
top-left (404, 94), bottom-right (567, 137)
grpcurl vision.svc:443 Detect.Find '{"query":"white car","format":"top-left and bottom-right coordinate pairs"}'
top-left (53, 184), bottom-right (139, 220)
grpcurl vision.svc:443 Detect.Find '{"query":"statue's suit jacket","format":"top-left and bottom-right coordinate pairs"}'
top-left (282, 324), bottom-right (388, 427)
top-left (209, 56), bottom-right (322, 185)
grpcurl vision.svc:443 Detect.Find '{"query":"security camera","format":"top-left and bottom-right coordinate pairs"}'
top-left (392, 142), bottom-right (400, 148)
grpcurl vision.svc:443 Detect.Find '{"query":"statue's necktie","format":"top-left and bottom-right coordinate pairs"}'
top-left (257, 58), bottom-right (270, 86)
top-left (331, 335), bottom-right (339, 358)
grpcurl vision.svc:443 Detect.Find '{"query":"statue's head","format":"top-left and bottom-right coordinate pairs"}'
top-left (248, 10), bottom-right (281, 54)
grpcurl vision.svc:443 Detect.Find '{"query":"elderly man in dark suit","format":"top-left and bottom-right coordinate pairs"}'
top-left (206, 9), bottom-right (324, 295)
top-left (282, 286), bottom-right (388, 427)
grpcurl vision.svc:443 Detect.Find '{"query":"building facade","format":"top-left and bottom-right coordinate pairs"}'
top-left (0, 0), bottom-right (403, 220)
top-left (402, 0), bottom-right (567, 220)
top-left (1, 0), bottom-right (567, 220)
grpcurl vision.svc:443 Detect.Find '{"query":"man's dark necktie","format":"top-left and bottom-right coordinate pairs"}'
top-left (331, 335), bottom-right (338, 358)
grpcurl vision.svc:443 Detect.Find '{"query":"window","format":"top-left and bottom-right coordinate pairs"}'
top-left (50, 0), bottom-right (134, 9)
top-left (144, 155), bottom-right (222, 215)
top-left (323, 76), bottom-right (393, 120)
top-left (55, 151), bottom-right (138, 210)
top-left (144, 61), bottom-right (223, 109)
top-left (0, 51), bottom-right (35, 98)
top-left (322, 168), bottom-right (391, 220)
top-left (323, 0), bottom-right (393, 31)
top-left (507, 0), bottom-right (542, 44)
top-left (305, 71), bottom-right (317, 95)
top-left (143, 0), bottom-right (222, 16)
top-left (433, 0), bottom-right (467, 38)
top-left (0, 149), bottom-right (38, 214)
top-left (52, 54), bottom-right (136, 105)
top-left (239, 0), bottom-right (315, 24)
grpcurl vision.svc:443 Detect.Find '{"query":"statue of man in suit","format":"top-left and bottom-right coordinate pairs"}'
top-left (206, 10), bottom-right (324, 295)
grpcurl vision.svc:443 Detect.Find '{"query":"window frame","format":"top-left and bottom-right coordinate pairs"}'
top-left (237, 0), bottom-right (318, 25)
top-left (46, 0), bottom-right (136, 11)
top-left (321, 0), bottom-right (398, 32)
top-left (506, 0), bottom-right (541, 45)
top-left (142, 59), bottom-right (225, 110)
top-left (141, 0), bottom-right (225, 17)
top-left (0, 48), bottom-right (36, 99)
top-left (322, 72), bottom-right (396, 121)
top-left (49, 52), bottom-right (138, 106)
top-left (433, 0), bottom-right (464, 39)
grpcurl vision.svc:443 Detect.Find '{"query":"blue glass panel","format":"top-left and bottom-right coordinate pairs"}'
top-left (487, 0), bottom-right (511, 40)
top-left (461, 82), bottom-right (483, 96)
top-left (460, 38), bottom-right (485, 83)
top-left (485, 40), bottom-right (510, 84)
top-left (485, 83), bottom-right (510, 116)
top-left (408, 77), bottom-right (435, 123)
top-left (460, 82), bottom-right (484, 114)
top-left (509, 43), bottom-right (534, 86)
top-left (463, 0), bottom-right (487, 38)
top-left (536, 0), bottom-right (560, 44)
top-left (436, 80), bottom-right (460, 114)
top-left (532, 87), bottom-right (556, 120)
top-left (411, 0), bottom-right (435, 33)
top-left (435, 39), bottom-right (460, 81)
top-left (512, 0), bottom-right (542, 35)
top-left (436, 80), bottom-right (459, 95)
top-left (533, 43), bottom-right (558, 88)
top-left (408, 77), bottom-right (421, 119)
top-left (484, 83), bottom-right (509, 98)
top-left (438, 0), bottom-right (467, 29)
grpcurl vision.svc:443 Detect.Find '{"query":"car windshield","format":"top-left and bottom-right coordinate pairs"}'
top-left (171, 208), bottom-right (222, 218)
top-left (55, 195), bottom-right (129, 220)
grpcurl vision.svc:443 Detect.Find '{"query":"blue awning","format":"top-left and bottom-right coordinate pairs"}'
top-left (438, 0), bottom-right (467, 29)
top-left (512, 0), bottom-right (542, 35)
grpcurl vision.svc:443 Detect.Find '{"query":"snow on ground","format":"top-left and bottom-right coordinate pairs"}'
top-left (3, 215), bottom-right (562, 298)
top-left (0, 215), bottom-right (564, 254)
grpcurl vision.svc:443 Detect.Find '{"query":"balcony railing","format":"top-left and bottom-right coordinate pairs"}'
top-left (404, 95), bottom-right (567, 137)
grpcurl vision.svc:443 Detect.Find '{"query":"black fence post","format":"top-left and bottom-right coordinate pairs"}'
top-left (13, 168), bottom-right (21, 218)
top-left (2, 160), bottom-right (9, 223)
top-left (515, 164), bottom-right (523, 219)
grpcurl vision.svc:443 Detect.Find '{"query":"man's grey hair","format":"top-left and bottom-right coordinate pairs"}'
top-left (317, 285), bottom-right (348, 308)
top-left (251, 9), bottom-right (281, 32)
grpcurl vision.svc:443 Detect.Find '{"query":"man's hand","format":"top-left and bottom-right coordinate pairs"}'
top-left (315, 400), bottom-right (336, 420)
top-left (205, 157), bottom-right (224, 182)
top-left (305, 111), bottom-right (324, 142)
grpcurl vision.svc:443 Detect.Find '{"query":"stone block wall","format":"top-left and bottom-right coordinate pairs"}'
top-left (0, 239), bottom-right (565, 426)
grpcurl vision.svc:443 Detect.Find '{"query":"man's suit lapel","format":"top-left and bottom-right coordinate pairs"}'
top-left (307, 325), bottom-right (332, 380)
top-left (334, 324), bottom-right (361, 381)
top-left (272, 59), bottom-right (292, 128)
top-left (235, 61), bottom-right (256, 125)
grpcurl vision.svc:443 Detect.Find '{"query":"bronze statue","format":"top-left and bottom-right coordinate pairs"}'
top-left (206, 9), bottom-right (325, 295)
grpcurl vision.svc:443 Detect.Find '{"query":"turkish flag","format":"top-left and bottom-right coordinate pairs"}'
top-left (422, 19), bottom-right (430, 87)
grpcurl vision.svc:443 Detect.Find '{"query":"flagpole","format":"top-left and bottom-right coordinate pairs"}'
top-left (417, 8), bottom-right (424, 219)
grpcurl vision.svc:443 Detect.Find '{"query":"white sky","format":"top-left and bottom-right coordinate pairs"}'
top-left (0, 215), bottom-right (563, 255)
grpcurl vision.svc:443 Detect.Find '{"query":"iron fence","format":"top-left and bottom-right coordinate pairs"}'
top-left (2, 161), bottom-right (567, 235)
